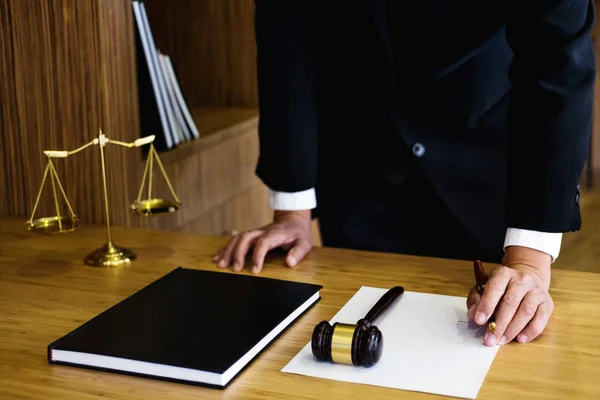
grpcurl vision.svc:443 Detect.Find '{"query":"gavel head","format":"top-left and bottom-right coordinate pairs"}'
top-left (311, 318), bottom-right (383, 367)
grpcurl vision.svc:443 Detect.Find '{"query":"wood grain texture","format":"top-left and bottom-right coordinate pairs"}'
top-left (589, 0), bottom-right (600, 181)
top-left (0, 0), bottom-right (140, 228)
top-left (141, 0), bottom-right (258, 107)
top-left (0, 216), bottom-right (599, 399)
top-left (179, 182), bottom-right (271, 235)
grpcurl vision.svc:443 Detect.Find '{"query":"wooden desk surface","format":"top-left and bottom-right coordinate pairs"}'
top-left (1, 217), bottom-right (599, 399)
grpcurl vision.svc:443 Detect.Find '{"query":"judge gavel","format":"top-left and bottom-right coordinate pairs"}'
top-left (311, 286), bottom-right (404, 367)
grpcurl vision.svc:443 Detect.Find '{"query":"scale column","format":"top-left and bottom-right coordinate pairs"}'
top-left (84, 130), bottom-right (137, 267)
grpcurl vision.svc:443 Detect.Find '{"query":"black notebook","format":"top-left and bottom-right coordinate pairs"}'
top-left (48, 267), bottom-right (322, 388)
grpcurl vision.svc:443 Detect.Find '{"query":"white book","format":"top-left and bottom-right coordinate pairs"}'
top-left (159, 52), bottom-right (193, 142)
top-left (132, 1), bottom-right (173, 149)
top-left (161, 54), bottom-right (200, 139)
top-left (138, 2), bottom-right (180, 146)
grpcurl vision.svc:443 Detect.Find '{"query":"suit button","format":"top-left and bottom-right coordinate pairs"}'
top-left (412, 142), bottom-right (426, 157)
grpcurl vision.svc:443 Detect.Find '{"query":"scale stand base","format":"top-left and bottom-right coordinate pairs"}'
top-left (84, 242), bottom-right (136, 267)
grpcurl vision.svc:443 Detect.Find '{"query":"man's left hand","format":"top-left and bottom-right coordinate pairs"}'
top-left (466, 246), bottom-right (554, 346)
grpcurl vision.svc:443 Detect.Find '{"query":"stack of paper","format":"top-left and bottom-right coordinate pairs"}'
top-left (282, 287), bottom-right (499, 399)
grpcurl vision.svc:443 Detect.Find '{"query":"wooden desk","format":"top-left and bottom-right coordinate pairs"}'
top-left (1, 217), bottom-right (599, 399)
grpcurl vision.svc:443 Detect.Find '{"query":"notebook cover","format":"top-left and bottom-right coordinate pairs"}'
top-left (47, 267), bottom-right (322, 387)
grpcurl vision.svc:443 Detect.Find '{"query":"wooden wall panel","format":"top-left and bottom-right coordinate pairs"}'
top-left (0, 0), bottom-right (140, 229)
top-left (0, 0), bottom-right (19, 219)
top-left (180, 182), bottom-right (271, 236)
top-left (591, 1), bottom-right (600, 182)
top-left (141, 0), bottom-right (258, 108)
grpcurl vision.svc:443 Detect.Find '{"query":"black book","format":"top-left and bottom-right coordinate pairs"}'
top-left (48, 267), bottom-right (322, 388)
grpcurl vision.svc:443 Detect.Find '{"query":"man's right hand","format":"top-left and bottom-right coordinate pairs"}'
top-left (213, 210), bottom-right (313, 274)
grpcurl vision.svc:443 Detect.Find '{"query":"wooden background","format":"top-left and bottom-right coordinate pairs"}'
top-left (0, 0), bottom-right (269, 236)
top-left (142, 0), bottom-right (258, 107)
top-left (1, 0), bottom-right (600, 236)
top-left (0, 0), bottom-right (140, 228)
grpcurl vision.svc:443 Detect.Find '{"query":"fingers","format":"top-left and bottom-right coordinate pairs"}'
top-left (215, 234), bottom-right (241, 269)
top-left (484, 273), bottom-right (534, 345)
top-left (232, 231), bottom-right (263, 272)
top-left (484, 275), bottom-right (536, 346)
top-left (213, 222), bottom-right (311, 274)
top-left (213, 248), bottom-right (224, 262)
top-left (251, 231), bottom-right (294, 274)
top-left (515, 295), bottom-right (553, 343)
top-left (286, 238), bottom-right (312, 268)
top-left (474, 266), bottom-right (512, 326)
top-left (493, 288), bottom-right (549, 345)
top-left (466, 286), bottom-right (480, 320)
top-left (214, 230), bottom-right (263, 271)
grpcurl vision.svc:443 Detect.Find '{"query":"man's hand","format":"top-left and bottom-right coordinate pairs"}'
top-left (213, 210), bottom-right (313, 274)
top-left (466, 246), bottom-right (554, 346)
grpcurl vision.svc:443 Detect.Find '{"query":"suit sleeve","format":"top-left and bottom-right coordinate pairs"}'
top-left (504, 0), bottom-right (596, 232)
top-left (253, 0), bottom-right (319, 193)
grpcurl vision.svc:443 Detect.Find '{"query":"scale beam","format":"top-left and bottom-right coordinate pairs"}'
top-left (26, 129), bottom-right (181, 267)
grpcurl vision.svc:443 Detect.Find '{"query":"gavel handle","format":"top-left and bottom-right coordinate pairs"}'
top-left (363, 286), bottom-right (404, 324)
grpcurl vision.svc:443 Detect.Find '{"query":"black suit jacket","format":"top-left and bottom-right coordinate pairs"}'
top-left (253, 0), bottom-right (596, 251)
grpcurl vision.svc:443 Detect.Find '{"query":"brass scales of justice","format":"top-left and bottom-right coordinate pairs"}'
top-left (25, 129), bottom-right (180, 267)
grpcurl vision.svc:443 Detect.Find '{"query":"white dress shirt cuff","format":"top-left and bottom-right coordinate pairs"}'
top-left (504, 227), bottom-right (562, 262)
top-left (268, 188), bottom-right (317, 211)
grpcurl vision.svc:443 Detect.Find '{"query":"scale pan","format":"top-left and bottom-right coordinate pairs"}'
top-left (130, 199), bottom-right (180, 216)
top-left (26, 216), bottom-right (78, 234)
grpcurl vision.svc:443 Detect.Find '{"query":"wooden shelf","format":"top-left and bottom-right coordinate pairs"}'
top-left (158, 107), bottom-right (258, 166)
top-left (192, 107), bottom-right (258, 137)
top-left (130, 1), bottom-right (265, 237)
top-left (136, 105), bottom-right (270, 235)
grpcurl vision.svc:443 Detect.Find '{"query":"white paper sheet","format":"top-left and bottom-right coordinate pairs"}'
top-left (281, 286), bottom-right (499, 399)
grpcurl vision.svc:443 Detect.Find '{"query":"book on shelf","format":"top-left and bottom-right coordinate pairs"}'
top-left (132, 1), bottom-right (199, 151)
top-left (48, 267), bottom-right (322, 388)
